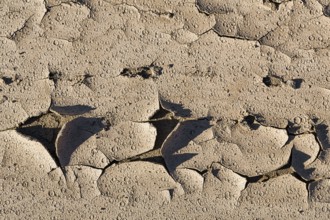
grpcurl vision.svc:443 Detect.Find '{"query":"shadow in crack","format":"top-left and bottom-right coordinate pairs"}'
top-left (17, 112), bottom-right (63, 166)
top-left (167, 153), bottom-right (199, 170)
top-left (1, 76), bottom-right (13, 85)
top-left (51, 104), bottom-right (96, 115)
top-left (149, 103), bottom-right (180, 150)
top-left (291, 147), bottom-right (316, 180)
top-left (161, 119), bottom-right (212, 172)
top-left (56, 117), bottom-right (104, 166)
top-left (287, 121), bottom-right (301, 135)
top-left (292, 148), bottom-right (311, 169)
top-left (160, 99), bottom-right (192, 117)
top-left (151, 119), bottom-right (179, 150)
top-left (17, 125), bottom-right (61, 166)
top-left (242, 115), bottom-right (260, 130)
top-left (315, 123), bottom-right (330, 150)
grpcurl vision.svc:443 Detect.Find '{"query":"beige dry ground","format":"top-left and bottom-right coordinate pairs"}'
top-left (1, 0), bottom-right (330, 219)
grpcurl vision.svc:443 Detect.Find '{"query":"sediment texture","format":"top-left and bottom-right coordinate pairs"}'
top-left (1, 0), bottom-right (330, 219)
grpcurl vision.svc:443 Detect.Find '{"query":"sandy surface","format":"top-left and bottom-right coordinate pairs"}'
top-left (1, 0), bottom-right (330, 219)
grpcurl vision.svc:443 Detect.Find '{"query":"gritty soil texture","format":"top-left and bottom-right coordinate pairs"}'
top-left (1, 0), bottom-right (330, 219)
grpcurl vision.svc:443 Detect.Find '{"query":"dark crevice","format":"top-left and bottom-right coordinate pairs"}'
top-left (0, 95), bottom-right (8, 104)
top-left (168, 188), bottom-right (175, 200)
top-left (168, 13), bottom-right (175, 18)
top-left (194, 2), bottom-right (210, 16)
top-left (244, 112), bottom-right (264, 124)
top-left (263, 0), bottom-right (283, 11)
top-left (246, 175), bottom-right (264, 184)
top-left (286, 121), bottom-right (302, 135)
top-left (159, 99), bottom-right (192, 118)
top-left (2, 76), bottom-right (13, 85)
top-left (314, 122), bottom-right (330, 150)
top-left (135, 156), bottom-right (173, 178)
top-left (292, 78), bottom-right (304, 89)
top-left (119, 149), bottom-right (162, 163)
top-left (147, 10), bottom-right (175, 18)
top-left (98, 149), bottom-right (173, 180)
top-left (263, 73), bottom-right (304, 89)
top-left (76, 0), bottom-right (87, 5)
top-left (139, 155), bottom-right (165, 164)
top-left (324, 4), bottom-right (330, 17)
top-left (101, 118), bottom-right (112, 131)
top-left (186, 167), bottom-right (208, 176)
top-left (100, 149), bottom-right (173, 178)
top-left (291, 172), bottom-right (313, 184)
top-left (45, 6), bottom-right (51, 13)
top-left (96, 159), bottom-right (119, 180)
top-left (150, 102), bottom-right (172, 119)
top-left (1, 74), bottom-right (23, 85)
top-left (149, 102), bottom-right (179, 149)
top-left (120, 65), bottom-right (163, 79)
top-left (81, 73), bottom-right (93, 87)
top-left (49, 71), bottom-right (63, 85)
top-left (51, 104), bottom-right (96, 115)
top-left (113, 104), bottom-right (212, 177)
top-left (160, 118), bottom-right (212, 178)
top-left (56, 117), bottom-right (104, 166)
top-left (284, 134), bottom-right (295, 146)
top-left (8, 15), bottom-right (33, 40)
top-left (312, 131), bottom-right (323, 160)
top-left (242, 115), bottom-right (260, 130)
top-left (212, 29), bottom-right (250, 40)
top-left (291, 172), bottom-right (314, 197)
top-left (16, 112), bottom-right (63, 167)
top-left (243, 148), bottom-right (294, 188)
top-left (262, 74), bottom-right (283, 87)
top-left (116, 2), bottom-right (174, 18)
top-left (214, 164), bottom-right (263, 187)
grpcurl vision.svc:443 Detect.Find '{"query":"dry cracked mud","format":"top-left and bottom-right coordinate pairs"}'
top-left (1, 0), bottom-right (330, 219)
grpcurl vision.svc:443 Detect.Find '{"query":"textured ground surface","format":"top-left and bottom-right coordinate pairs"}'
top-left (1, 0), bottom-right (330, 219)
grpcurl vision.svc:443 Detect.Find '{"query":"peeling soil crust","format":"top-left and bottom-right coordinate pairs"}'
top-left (1, 0), bottom-right (330, 219)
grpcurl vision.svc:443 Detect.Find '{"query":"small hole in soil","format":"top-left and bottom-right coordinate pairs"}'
top-left (2, 77), bottom-right (13, 85)
top-left (292, 78), bottom-right (303, 89)
top-left (49, 71), bottom-right (62, 84)
top-left (262, 76), bottom-right (272, 87)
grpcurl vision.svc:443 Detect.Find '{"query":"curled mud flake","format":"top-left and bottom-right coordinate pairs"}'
top-left (0, 130), bottom-right (57, 178)
top-left (97, 162), bottom-right (177, 207)
top-left (239, 174), bottom-right (309, 210)
top-left (172, 168), bottom-right (204, 194)
top-left (55, 117), bottom-right (104, 167)
top-left (16, 112), bottom-right (64, 166)
top-left (96, 121), bottom-right (157, 162)
top-left (65, 166), bottom-right (102, 200)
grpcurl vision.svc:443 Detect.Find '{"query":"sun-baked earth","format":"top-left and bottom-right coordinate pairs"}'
top-left (1, 0), bottom-right (330, 219)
